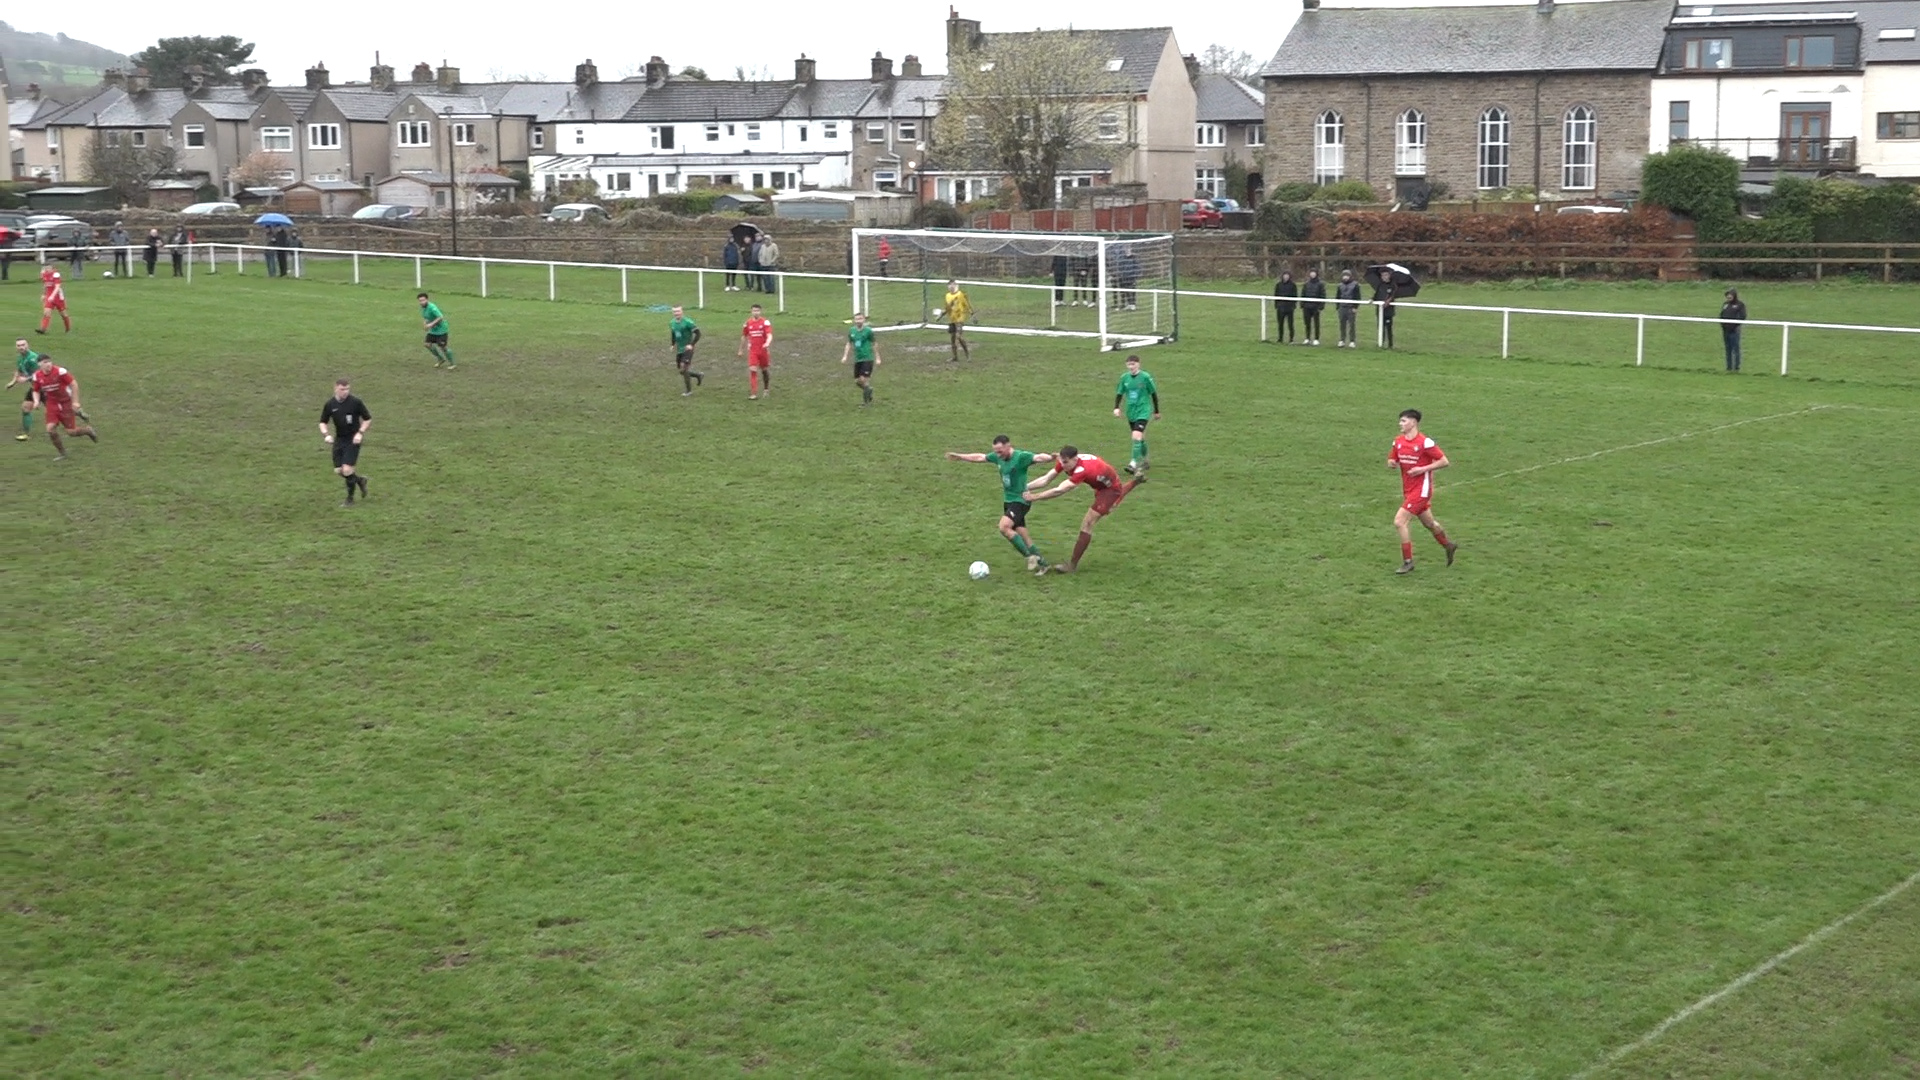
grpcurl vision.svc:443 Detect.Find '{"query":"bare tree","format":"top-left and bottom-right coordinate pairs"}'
top-left (732, 64), bottom-right (774, 82)
top-left (84, 138), bottom-right (179, 205)
top-left (1200, 44), bottom-right (1261, 82)
top-left (934, 31), bottom-right (1131, 210)
top-left (229, 149), bottom-right (281, 190)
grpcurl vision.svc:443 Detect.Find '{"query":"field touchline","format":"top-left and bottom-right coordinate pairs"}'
top-left (1450, 405), bottom-right (1840, 491)
top-left (1571, 867), bottom-right (1920, 1080)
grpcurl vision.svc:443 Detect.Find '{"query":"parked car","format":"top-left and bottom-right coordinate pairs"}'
top-left (1209, 198), bottom-right (1243, 214)
top-left (1181, 200), bottom-right (1223, 229)
top-left (351, 203), bottom-right (421, 222)
top-left (180, 201), bottom-right (243, 215)
top-left (544, 203), bottom-right (612, 223)
top-left (23, 216), bottom-right (87, 245)
top-left (1556, 204), bottom-right (1628, 215)
top-left (0, 210), bottom-right (30, 252)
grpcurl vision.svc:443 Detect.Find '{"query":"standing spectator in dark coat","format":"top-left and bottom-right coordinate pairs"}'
top-left (69, 226), bottom-right (90, 277)
top-left (108, 224), bottom-right (132, 276)
top-left (168, 226), bottom-right (189, 277)
top-left (143, 229), bottom-right (162, 276)
top-left (1115, 245), bottom-right (1140, 310)
top-left (1719, 288), bottom-right (1747, 372)
top-left (264, 226), bottom-right (281, 277)
top-left (722, 237), bottom-right (741, 291)
top-left (276, 226), bottom-right (294, 278)
top-left (742, 234), bottom-right (762, 292)
top-left (1052, 254), bottom-right (1069, 304)
top-left (1379, 284), bottom-right (1398, 349)
top-left (1335, 269), bottom-right (1363, 347)
top-left (1272, 271), bottom-right (1298, 343)
top-left (1300, 269), bottom-right (1327, 345)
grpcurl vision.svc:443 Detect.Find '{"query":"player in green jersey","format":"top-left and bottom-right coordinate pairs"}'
top-left (1113, 354), bottom-right (1160, 474)
top-left (418, 292), bottom-right (455, 368)
top-left (669, 306), bottom-right (705, 395)
top-left (946, 436), bottom-right (1056, 575)
top-left (840, 312), bottom-right (881, 405)
top-left (11, 338), bottom-right (43, 440)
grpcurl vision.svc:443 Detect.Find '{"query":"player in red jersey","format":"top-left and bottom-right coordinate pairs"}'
top-left (1389, 408), bottom-right (1456, 574)
top-left (30, 355), bottom-right (98, 459)
top-left (37, 267), bottom-right (72, 334)
top-left (1026, 446), bottom-right (1147, 574)
top-left (738, 303), bottom-right (773, 399)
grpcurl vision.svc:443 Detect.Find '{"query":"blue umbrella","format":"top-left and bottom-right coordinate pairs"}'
top-left (255, 213), bottom-right (293, 227)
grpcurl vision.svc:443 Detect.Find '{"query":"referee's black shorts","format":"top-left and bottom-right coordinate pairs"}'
top-left (332, 439), bottom-right (361, 468)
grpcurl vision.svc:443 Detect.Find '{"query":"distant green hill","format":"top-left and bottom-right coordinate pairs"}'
top-left (0, 21), bottom-right (129, 91)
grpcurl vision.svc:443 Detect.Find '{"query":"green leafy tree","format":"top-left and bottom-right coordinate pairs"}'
top-left (678, 66), bottom-right (709, 81)
top-left (84, 138), bottom-right (178, 205)
top-left (1640, 143), bottom-right (1739, 223)
top-left (935, 30), bottom-right (1132, 210)
top-left (128, 35), bottom-right (256, 87)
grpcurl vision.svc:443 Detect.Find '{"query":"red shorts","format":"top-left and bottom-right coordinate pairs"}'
top-left (45, 402), bottom-right (76, 429)
top-left (1401, 495), bottom-right (1432, 515)
top-left (1091, 483), bottom-right (1128, 516)
top-left (748, 351), bottom-right (770, 368)
top-left (44, 299), bottom-right (67, 312)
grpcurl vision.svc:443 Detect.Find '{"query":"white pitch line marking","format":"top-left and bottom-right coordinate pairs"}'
top-left (1450, 405), bottom-right (1838, 490)
top-left (1572, 867), bottom-right (1920, 1079)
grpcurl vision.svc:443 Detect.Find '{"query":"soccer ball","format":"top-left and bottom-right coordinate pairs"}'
top-left (968, 561), bottom-right (990, 580)
top-left (102, 271), bottom-right (113, 278)
top-left (932, 309), bottom-right (945, 320)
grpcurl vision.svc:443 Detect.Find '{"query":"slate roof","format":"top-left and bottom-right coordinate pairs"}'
top-left (780, 79), bottom-right (880, 119)
top-left (1673, 0), bottom-right (1920, 63)
top-left (620, 81), bottom-right (799, 122)
top-left (324, 89), bottom-right (403, 121)
top-left (487, 81), bottom-right (650, 122)
top-left (403, 91), bottom-right (492, 115)
top-left (89, 88), bottom-right (187, 128)
top-left (1195, 73), bottom-right (1264, 123)
top-left (377, 170), bottom-right (520, 186)
top-left (256, 87), bottom-right (312, 119)
top-left (974, 27), bottom-right (1174, 93)
top-left (1261, 0), bottom-right (1672, 78)
top-left (856, 74), bottom-right (946, 118)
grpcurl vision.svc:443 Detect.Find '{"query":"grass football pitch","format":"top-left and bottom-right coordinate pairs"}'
top-left (9, 264), bottom-right (1919, 1077)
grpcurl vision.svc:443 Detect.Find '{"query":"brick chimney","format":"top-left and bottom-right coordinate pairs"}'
top-left (947, 9), bottom-right (985, 56)
top-left (645, 56), bottom-right (670, 88)
top-left (1184, 54), bottom-right (1200, 83)
top-left (795, 55), bottom-right (816, 83)
top-left (26, 83), bottom-right (42, 101)
top-left (437, 62), bottom-right (460, 90)
top-left (575, 59), bottom-right (599, 89)
top-left (1536, 0), bottom-right (1554, 11)
top-left (901, 56), bottom-right (923, 77)
top-left (370, 54), bottom-right (395, 92)
top-left (183, 64), bottom-right (208, 94)
top-left (127, 66), bottom-right (152, 94)
top-left (102, 67), bottom-right (126, 89)
top-left (241, 68), bottom-right (270, 94)
top-left (871, 52), bottom-right (894, 82)
top-left (306, 63), bottom-right (330, 90)
top-left (411, 62), bottom-right (434, 83)
top-left (1303, 0), bottom-right (1320, 8)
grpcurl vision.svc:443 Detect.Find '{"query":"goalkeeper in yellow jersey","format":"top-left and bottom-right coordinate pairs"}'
top-left (940, 279), bottom-right (972, 362)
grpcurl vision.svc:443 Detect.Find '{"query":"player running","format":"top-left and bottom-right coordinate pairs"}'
top-left (319, 379), bottom-right (372, 507)
top-left (669, 305), bottom-right (704, 396)
top-left (739, 303), bottom-right (773, 399)
top-left (1113, 354), bottom-right (1160, 474)
top-left (30, 354), bottom-right (98, 460)
top-left (37, 267), bottom-right (71, 335)
top-left (1389, 408), bottom-right (1457, 574)
top-left (12, 339), bottom-right (45, 440)
top-left (419, 292), bottom-right (455, 368)
top-left (1027, 445), bottom-right (1146, 575)
top-left (841, 312), bottom-right (881, 406)
top-left (946, 436), bottom-right (1055, 575)
top-left (941, 279), bottom-right (971, 361)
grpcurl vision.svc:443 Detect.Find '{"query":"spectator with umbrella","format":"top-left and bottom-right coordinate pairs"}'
top-left (1365, 264), bottom-right (1420, 349)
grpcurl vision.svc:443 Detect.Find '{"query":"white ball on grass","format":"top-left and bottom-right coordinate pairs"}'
top-left (968, 561), bottom-right (990, 580)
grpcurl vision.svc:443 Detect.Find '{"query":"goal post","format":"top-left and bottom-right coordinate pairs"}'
top-left (851, 227), bottom-right (1177, 351)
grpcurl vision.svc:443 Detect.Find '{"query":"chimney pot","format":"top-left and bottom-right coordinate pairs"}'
top-left (1303, 0), bottom-right (1320, 8)
top-left (575, 59), bottom-right (599, 89)
top-left (871, 52), bottom-right (894, 82)
top-left (1184, 54), bottom-right (1200, 83)
top-left (795, 55), bottom-right (817, 83)
top-left (412, 62), bottom-right (435, 83)
top-left (370, 61), bottom-right (396, 92)
top-left (128, 66), bottom-right (153, 94)
top-left (241, 68), bottom-right (270, 94)
top-left (645, 55), bottom-right (670, 88)
top-left (1536, 0), bottom-right (1554, 11)
top-left (102, 67), bottom-right (126, 89)
top-left (437, 63), bottom-right (460, 90)
top-left (901, 55), bottom-right (923, 77)
top-left (27, 82), bottom-right (42, 100)
top-left (306, 63), bottom-right (330, 90)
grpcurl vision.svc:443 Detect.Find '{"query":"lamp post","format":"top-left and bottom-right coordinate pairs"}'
top-left (442, 107), bottom-right (460, 256)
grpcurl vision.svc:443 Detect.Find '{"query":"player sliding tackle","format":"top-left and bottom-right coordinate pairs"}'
top-left (1026, 446), bottom-right (1147, 574)
top-left (946, 437), bottom-right (1055, 575)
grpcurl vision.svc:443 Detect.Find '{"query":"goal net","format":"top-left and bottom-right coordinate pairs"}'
top-left (851, 228), bottom-right (1177, 351)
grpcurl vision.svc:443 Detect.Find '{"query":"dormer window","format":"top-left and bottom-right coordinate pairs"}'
top-left (1683, 38), bottom-right (1732, 69)
top-left (1785, 35), bottom-right (1835, 67)
top-left (1106, 58), bottom-right (1124, 71)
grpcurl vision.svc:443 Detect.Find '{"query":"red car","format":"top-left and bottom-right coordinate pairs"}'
top-left (1181, 200), bottom-right (1223, 229)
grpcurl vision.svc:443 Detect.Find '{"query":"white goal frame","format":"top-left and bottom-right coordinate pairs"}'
top-left (850, 227), bottom-right (1176, 352)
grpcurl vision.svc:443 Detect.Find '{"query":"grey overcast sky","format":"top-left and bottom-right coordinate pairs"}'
top-left (49, 0), bottom-right (1566, 87)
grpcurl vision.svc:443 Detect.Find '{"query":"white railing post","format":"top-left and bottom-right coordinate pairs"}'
top-left (777, 272), bottom-right (785, 314)
top-left (621, 267), bottom-right (629, 305)
top-left (1376, 303), bottom-right (1384, 347)
top-left (1095, 241), bottom-right (1110, 351)
top-left (850, 239), bottom-right (863, 317)
top-left (1636, 315), bottom-right (1645, 366)
top-left (185, 244), bottom-right (193, 283)
top-left (207, 242), bottom-right (216, 272)
top-left (548, 262), bottom-right (556, 301)
top-left (697, 268), bottom-right (705, 309)
top-left (353, 252), bottom-right (360, 284)
top-left (1050, 288), bottom-right (1058, 328)
top-left (293, 249), bottom-right (303, 279)
top-left (1153, 289), bottom-right (1160, 332)
top-left (237, 245), bottom-right (244, 274)
top-left (1501, 308), bottom-right (1510, 358)
top-left (414, 256), bottom-right (421, 289)
top-left (1260, 298), bottom-right (1267, 342)
top-left (480, 258), bottom-right (488, 298)
top-left (1781, 323), bottom-right (1791, 376)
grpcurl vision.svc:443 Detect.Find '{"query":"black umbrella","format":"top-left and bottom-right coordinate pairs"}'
top-left (729, 222), bottom-right (762, 246)
top-left (1365, 263), bottom-right (1420, 300)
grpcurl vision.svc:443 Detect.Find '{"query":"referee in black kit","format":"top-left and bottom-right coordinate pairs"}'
top-left (319, 378), bottom-right (371, 507)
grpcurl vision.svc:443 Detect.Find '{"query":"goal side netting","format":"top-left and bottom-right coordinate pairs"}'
top-left (850, 228), bottom-right (1177, 351)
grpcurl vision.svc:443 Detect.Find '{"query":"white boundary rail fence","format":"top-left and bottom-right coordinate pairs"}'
top-left (163, 243), bottom-right (1920, 375)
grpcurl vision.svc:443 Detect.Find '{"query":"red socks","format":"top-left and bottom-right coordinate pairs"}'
top-left (1433, 531), bottom-right (1450, 548)
top-left (749, 370), bottom-right (759, 394)
top-left (1401, 542), bottom-right (1414, 561)
top-left (1072, 531), bottom-right (1093, 567)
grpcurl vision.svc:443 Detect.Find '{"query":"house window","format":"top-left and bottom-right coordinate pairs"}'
top-left (898, 120), bottom-right (917, 141)
top-left (1879, 111), bottom-right (1920, 139)
top-left (1098, 112), bottom-right (1122, 141)
top-left (1394, 109), bottom-right (1427, 176)
top-left (798, 125), bottom-right (808, 142)
top-left (574, 127), bottom-right (585, 145)
top-left (1196, 167), bottom-right (1224, 197)
top-left (183, 124), bottom-right (206, 148)
top-left (104, 131), bottom-right (123, 148)
top-left (1478, 106), bottom-right (1511, 189)
top-left (452, 122), bottom-right (476, 145)
top-left (1563, 105), bottom-right (1597, 190)
top-left (867, 122), bottom-right (887, 142)
top-left (706, 123), bottom-right (721, 142)
top-left (396, 121), bottom-right (430, 147)
top-left (308, 123), bottom-right (341, 149)
top-left (650, 125), bottom-right (675, 149)
top-left (752, 172), bottom-right (765, 188)
top-left (606, 172), bottom-right (632, 191)
top-left (1246, 124), bottom-right (1265, 147)
top-left (771, 172), bottom-right (788, 190)
top-left (823, 122), bottom-right (838, 139)
top-left (532, 126), bottom-right (545, 149)
top-left (262, 126), bottom-right (293, 151)
top-left (726, 124), bottom-right (736, 136)
top-left (1195, 123), bottom-right (1224, 147)
top-left (1668, 100), bottom-right (1690, 143)
top-left (132, 131), bottom-right (147, 147)
top-left (1683, 38), bottom-right (1733, 69)
top-left (873, 169), bottom-right (899, 188)
top-left (46, 128), bottom-right (59, 149)
top-left (745, 123), bottom-right (761, 141)
top-left (1314, 110), bottom-right (1345, 183)
top-left (1785, 36), bottom-right (1836, 67)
